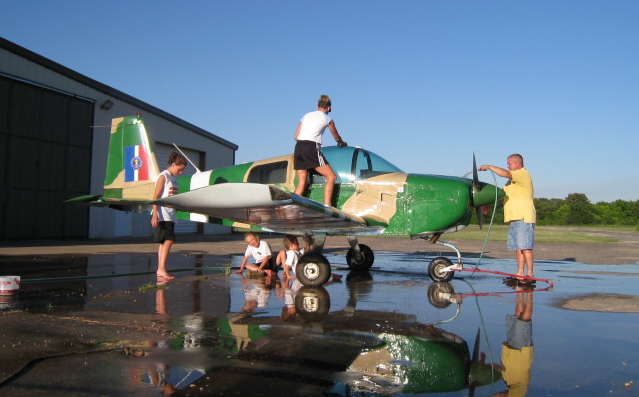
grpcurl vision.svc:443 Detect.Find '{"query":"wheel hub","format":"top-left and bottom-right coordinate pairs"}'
top-left (302, 263), bottom-right (319, 280)
top-left (302, 296), bottom-right (319, 312)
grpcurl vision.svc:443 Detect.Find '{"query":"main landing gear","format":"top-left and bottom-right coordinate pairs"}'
top-left (295, 234), bottom-right (375, 287)
top-left (293, 234), bottom-right (465, 287)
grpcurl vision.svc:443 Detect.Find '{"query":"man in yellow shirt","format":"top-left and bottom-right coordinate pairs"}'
top-left (479, 154), bottom-right (536, 281)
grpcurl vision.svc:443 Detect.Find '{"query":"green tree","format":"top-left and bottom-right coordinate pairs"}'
top-left (535, 198), bottom-right (564, 225)
top-left (592, 203), bottom-right (616, 225)
top-left (564, 193), bottom-right (595, 225)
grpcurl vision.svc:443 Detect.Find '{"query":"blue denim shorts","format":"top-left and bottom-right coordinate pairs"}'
top-left (507, 220), bottom-right (535, 250)
top-left (505, 314), bottom-right (533, 349)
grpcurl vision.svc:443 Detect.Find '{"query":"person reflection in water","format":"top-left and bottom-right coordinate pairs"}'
top-left (148, 279), bottom-right (176, 395)
top-left (492, 286), bottom-right (534, 397)
top-left (238, 272), bottom-right (277, 313)
top-left (155, 278), bottom-right (169, 317)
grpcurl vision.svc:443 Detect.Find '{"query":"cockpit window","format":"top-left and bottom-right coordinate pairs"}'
top-left (353, 149), bottom-right (402, 180)
top-left (320, 147), bottom-right (403, 184)
top-left (247, 161), bottom-right (288, 184)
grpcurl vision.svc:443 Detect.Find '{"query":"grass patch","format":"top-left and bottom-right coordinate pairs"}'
top-left (211, 266), bottom-right (231, 277)
top-left (138, 283), bottom-right (169, 292)
top-left (451, 226), bottom-right (618, 243)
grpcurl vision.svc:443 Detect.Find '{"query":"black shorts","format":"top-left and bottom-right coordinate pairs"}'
top-left (154, 221), bottom-right (176, 243)
top-left (258, 257), bottom-right (278, 272)
top-left (294, 140), bottom-right (329, 170)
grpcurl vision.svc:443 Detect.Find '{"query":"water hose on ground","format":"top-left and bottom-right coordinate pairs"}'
top-left (0, 346), bottom-right (145, 387)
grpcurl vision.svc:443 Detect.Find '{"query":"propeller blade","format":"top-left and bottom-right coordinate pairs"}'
top-left (472, 152), bottom-right (480, 192)
top-left (476, 206), bottom-right (483, 229)
top-left (472, 153), bottom-right (483, 229)
top-left (472, 327), bottom-right (481, 363)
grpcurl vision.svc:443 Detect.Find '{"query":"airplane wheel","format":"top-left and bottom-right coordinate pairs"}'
top-left (428, 257), bottom-right (454, 282)
top-left (296, 252), bottom-right (332, 286)
top-left (346, 244), bottom-right (374, 270)
top-left (427, 282), bottom-right (455, 309)
top-left (295, 286), bottom-right (330, 322)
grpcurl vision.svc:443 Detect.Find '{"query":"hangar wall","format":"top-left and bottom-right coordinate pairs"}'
top-left (0, 75), bottom-right (94, 240)
top-left (0, 37), bottom-right (238, 240)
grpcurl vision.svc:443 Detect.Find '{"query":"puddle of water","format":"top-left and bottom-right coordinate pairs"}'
top-left (1, 252), bottom-right (639, 396)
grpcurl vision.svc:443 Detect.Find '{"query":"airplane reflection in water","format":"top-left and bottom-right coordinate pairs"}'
top-left (145, 272), bottom-right (532, 396)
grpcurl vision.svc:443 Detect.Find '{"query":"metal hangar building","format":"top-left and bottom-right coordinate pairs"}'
top-left (0, 37), bottom-right (238, 240)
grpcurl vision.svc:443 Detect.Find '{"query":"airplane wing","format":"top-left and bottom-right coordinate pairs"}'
top-left (66, 194), bottom-right (153, 214)
top-left (152, 183), bottom-right (383, 235)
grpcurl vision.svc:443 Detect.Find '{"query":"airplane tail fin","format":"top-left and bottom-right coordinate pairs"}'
top-left (103, 115), bottom-right (160, 201)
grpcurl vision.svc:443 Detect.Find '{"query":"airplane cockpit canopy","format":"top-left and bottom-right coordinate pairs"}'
top-left (318, 146), bottom-right (403, 184)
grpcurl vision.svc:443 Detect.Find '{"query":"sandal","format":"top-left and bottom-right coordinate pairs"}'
top-left (517, 278), bottom-right (536, 285)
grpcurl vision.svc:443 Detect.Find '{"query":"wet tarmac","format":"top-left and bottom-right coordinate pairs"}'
top-left (1, 243), bottom-right (639, 396)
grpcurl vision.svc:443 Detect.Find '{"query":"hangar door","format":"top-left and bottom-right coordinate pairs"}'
top-left (155, 142), bottom-right (204, 234)
top-left (0, 75), bottom-right (93, 240)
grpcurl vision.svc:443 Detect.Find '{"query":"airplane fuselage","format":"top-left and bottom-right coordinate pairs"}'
top-left (165, 146), bottom-right (501, 237)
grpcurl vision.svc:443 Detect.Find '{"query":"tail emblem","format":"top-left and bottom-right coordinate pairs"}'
top-left (125, 145), bottom-right (151, 182)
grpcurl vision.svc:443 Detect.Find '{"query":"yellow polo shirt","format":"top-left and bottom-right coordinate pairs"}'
top-left (501, 343), bottom-right (534, 397)
top-left (503, 167), bottom-right (536, 223)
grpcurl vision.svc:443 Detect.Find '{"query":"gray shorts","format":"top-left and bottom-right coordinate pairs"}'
top-left (507, 220), bottom-right (535, 250)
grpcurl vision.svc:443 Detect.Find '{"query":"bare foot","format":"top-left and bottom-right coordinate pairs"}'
top-left (156, 273), bottom-right (175, 280)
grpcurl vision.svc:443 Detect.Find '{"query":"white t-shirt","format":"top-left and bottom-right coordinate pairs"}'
top-left (245, 286), bottom-right (271, 308)
top-left (296, 111), bottom-right (332, 144)
top-left (244, 240), bottom-right (272, 263)
top-left (285, 249), bottom-right (304, 275)
top-left (284, 279), bottom-right (303, 307)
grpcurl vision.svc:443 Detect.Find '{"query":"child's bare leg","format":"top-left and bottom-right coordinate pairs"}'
top-left (157, 241), bottom-right (175, 279)
top-left (244, 263), bottom-right (260, 272)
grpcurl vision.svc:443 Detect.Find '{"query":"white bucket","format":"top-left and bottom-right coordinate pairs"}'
top-left (0, 294), bottom-right (17, 310)
top-left (0, 276), bottom-right (20, 295)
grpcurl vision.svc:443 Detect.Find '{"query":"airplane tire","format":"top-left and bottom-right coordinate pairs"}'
top-left (346, 244), bottom-right (374, 270)
top-left (295, 286), bottom-right (330, 322)
top-left (296, 252), bottom-right (332, 286)
top-left (428, 257), bottom-right (454, 282)
top-left (427, 282), bottom-right (455, 309)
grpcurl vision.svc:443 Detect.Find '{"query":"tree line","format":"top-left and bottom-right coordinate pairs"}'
top-left (474, 193), bottom-right (639, 227)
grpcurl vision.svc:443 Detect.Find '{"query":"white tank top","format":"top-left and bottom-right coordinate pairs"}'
top-left (157, 169), bottom-right (178, 222)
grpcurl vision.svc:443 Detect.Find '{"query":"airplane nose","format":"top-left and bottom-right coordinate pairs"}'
top-left (472, 182), bottom-right (505, 207)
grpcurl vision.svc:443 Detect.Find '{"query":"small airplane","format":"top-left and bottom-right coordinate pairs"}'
top-left (69, 115), bottom-right (505, 286)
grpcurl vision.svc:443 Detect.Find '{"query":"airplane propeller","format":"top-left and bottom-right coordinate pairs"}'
top-left (468, 327), bottom-right (482, 397)
top-left (472, 153), bottom-right (483, 229)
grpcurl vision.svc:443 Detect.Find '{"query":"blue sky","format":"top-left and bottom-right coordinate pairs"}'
top-left (2, 1), bottom-right (637, 203)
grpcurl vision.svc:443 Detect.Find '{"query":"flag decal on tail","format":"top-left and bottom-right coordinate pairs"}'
top-left (125, 145), bottom-right (150, 182)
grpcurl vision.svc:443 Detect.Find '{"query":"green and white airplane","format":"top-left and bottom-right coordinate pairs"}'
top-left (70, 115), bottom-right (505, 286)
